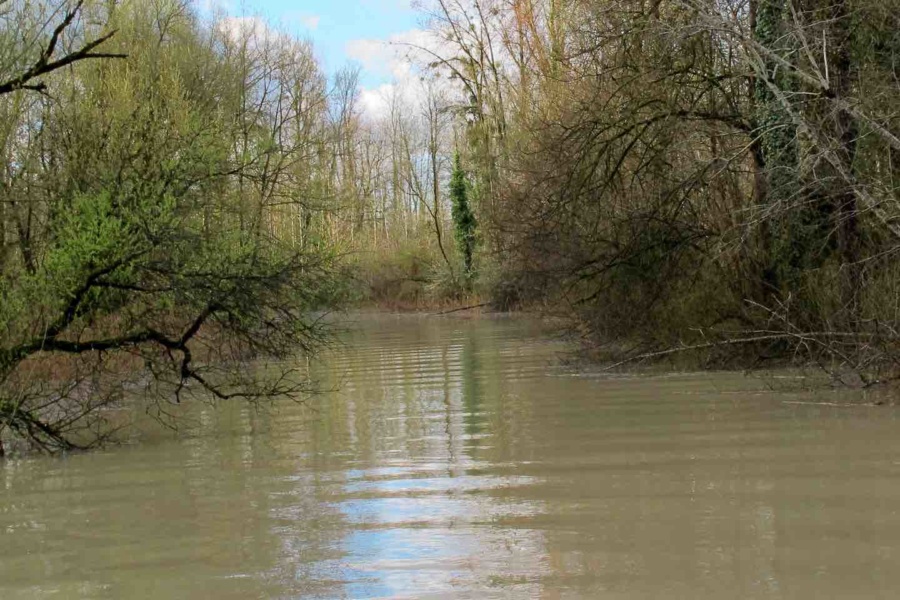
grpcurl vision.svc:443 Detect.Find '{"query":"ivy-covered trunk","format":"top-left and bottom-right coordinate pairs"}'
top-left (449, 152), bottom-right (477, 283)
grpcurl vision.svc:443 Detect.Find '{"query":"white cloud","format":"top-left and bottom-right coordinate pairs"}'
top-left (358, 84), bottom-right (395, 121)
top-left (346, 29), bottom-right (445, 80)
top-left (217, 15), bottom-right (271, 43)
top-left (346, 29), bottom-right (461, 122)
top-left (300, 14), bottom-right (321, 31)
top-left (216, 15), bottom-right (310, 51)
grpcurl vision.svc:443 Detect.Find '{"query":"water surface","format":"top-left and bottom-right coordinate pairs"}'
top-left (2, 313), bottom-right (900, 598)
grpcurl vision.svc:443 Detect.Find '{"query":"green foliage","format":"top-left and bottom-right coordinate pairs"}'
top-left (0, 0), bottom-right (343, 454)
top-left (348, 221), bottom-right (470, 309)
top-left (352, 240), bottom-right (432, 307)
top-left (449, 152), bottom-right (477, 281)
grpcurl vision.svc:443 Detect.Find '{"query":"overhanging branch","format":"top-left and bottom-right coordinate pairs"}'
top-left (0, 0), bottom-right (127, 97)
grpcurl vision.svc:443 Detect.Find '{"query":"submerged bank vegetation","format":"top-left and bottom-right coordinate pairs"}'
top-left (1, 0), bottom-right (898, 452)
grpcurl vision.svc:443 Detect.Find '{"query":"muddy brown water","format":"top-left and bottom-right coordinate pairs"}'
top-left (2, 313), bottom-right (900, 599)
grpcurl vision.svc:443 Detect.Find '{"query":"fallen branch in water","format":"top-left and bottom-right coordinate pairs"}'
top-left (431, 302), bottom-right (490, 316)
top-left (600, 334), bottom-right (800, 370)
top-left (600, 330), bottom-right (881, 371)
top-left (782, 400), bottom-right (886, 407)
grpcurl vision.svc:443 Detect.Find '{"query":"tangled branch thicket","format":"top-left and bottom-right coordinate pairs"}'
top-left (425, 0), bottom-right (900, 382)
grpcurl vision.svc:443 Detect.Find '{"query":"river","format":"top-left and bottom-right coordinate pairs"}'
top-left (2, 313), bottom-right (900, 598)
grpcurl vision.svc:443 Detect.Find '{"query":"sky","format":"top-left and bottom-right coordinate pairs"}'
top-left (206, 0), bottom-right (430, 116)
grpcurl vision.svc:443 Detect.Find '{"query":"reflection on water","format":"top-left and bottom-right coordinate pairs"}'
top-left (2, 313), bottom-right (900, 598)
